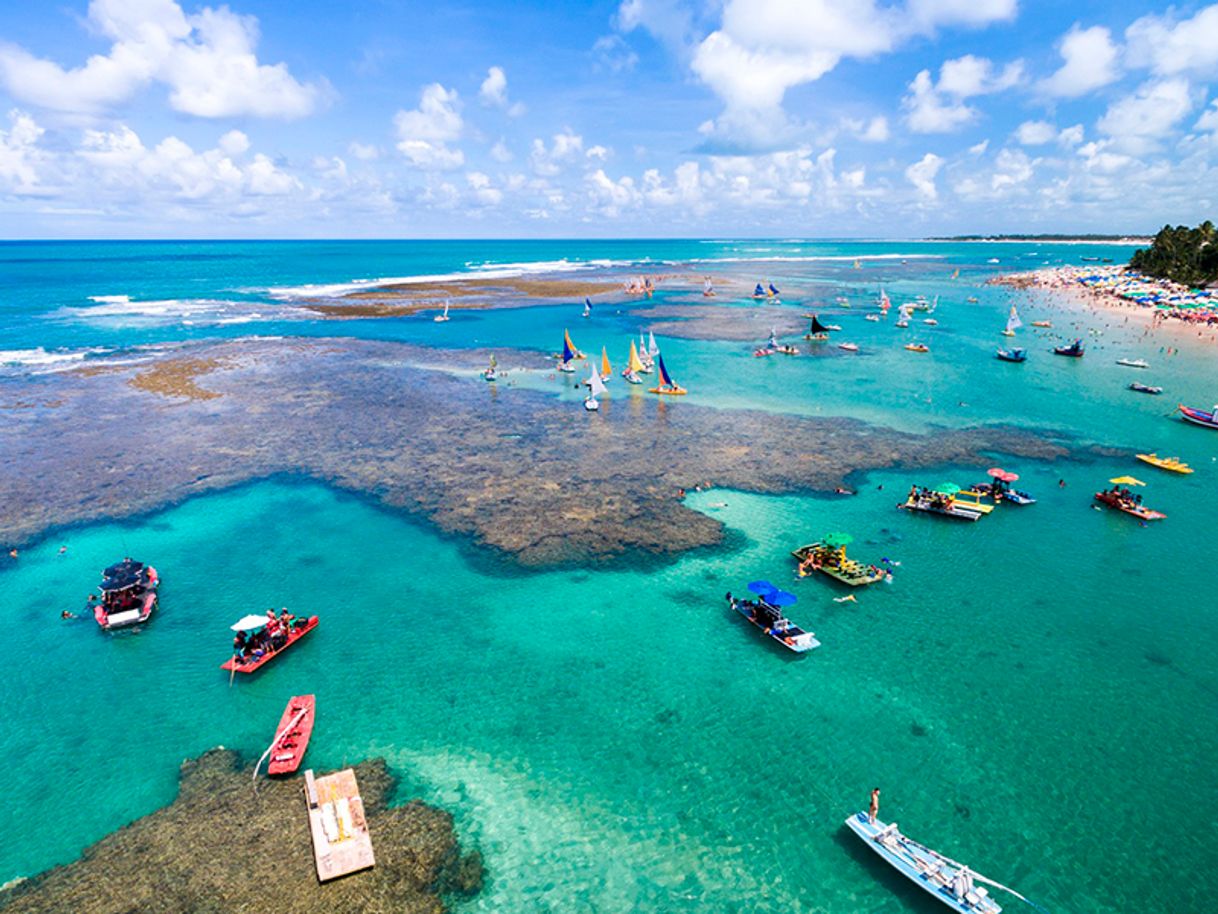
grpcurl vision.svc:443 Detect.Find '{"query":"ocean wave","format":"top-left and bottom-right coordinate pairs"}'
top-left (687, 253), bottom-right (945, 264)
top-left (87, 294), bottom-right (132, 304)
top-left (0, 346), bottom-right (108, 373)
top-left (63, 298), bottom-right (302, 327)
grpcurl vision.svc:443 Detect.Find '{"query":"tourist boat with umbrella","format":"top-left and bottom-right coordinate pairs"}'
top-left (91, 558), bottom-right (159, 630)
top-left (253, 694), bottom-right (316, 778)
top-left (972, 468), bottom-right (1036, 505)
top-left (792, 533), bottom-right (885, 586)
top-left (648, 352), bottom-right (686, 396)
top-left (1178, 404), bottom-right (1218, 429)
top-left (1129, 382), bottom-right (1162, 395)
top-left (1135, 453), bottom-right (1192, 475)
top-left (1093, 477), bottom-right (1166, 521)
top-left (899, 484), bottom-right (984, 521)
top-left (845, 810), bottom-right (1033, 914)
top-left (1053, 339), bottom-right (1084, 357)
top-left (804, 315), bottom-right (831, 341)
top-left (221, 612), bottom-right (320, 675)
top-left (724, 582), bottom-right (819, 652)
top-left (995, 347), bottom-right (1026, 363)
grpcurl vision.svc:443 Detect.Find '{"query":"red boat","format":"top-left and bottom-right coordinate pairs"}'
top-left (92, 559), bottom-right (158, 630)
top-left (1179, 404), bottom-right (1218, 429)
top-left (267, 694), bottom-right (315, 776)
top-left (1093, 488), bottom-right (1166, 521)
top-left (221, 614), bottom-right (319, 674)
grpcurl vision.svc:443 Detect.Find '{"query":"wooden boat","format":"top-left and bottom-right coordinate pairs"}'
top-left (899, 492), bottom-right (982, 521)
top-left (221, 615), bottom-right (320, 674)
top-left (947, 490), bottom-right (995, 514)
top-left (1053, 339), bottom-right (1084, 357)
top-left (1136, 453), bottom-right (1193, 474)
top-left (905, 343), bottom-right (929, 353)
top-left (433, 301), bottom-right (450, 322)
top-left (1116, 358), bottom-right (1149, 369)
top-left (305, 768), bottom-right (376, 881)
top-left (623, 341), bottom-right (645, 383)
top-left (792, 543), bottom-right (884, 586)
top-left (92, 559), bottom-right (159, 630)
top-left (1093, 488), bottom-right (1166, 520)
top-left (725, 591), bottom-right (819, 652)
top-left (648, 353), bottom-right (686, 395)
top-left (1129, 383), bottom-right (1162, 395)
top-left (995, 348), bottom-right (1025, 363)
top-left (267, 694), bottom-right (315, 776)
top-left (845, 812), bottom-right (1003, 914)
top-left (1031, 320), bottom-right (1052, 328)
top-left (1178, 404), bottom-right (1218, 429)
top-left (804, 315), bottom-right (831, 341)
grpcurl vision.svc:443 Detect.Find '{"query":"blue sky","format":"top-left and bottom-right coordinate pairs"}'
top-left (1, 0), bottom-right (1216, 238)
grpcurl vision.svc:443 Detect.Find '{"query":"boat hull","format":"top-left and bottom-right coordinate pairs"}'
top-left (728, 598), bottom-right (819, 652)
top-left (791, 544), bottom-right (884, 586)
top-left (1179, 405), bottom-right (1218, 428)
top-left (1093, 492), bottom-right (1166, 520)
top-left (221, 615), bottom-right (320, 674)
top-left (267, 694), bottom-right (315, 776)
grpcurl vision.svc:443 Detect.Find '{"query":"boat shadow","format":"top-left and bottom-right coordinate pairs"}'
top-left (831, 825), bottom-right (956, 914)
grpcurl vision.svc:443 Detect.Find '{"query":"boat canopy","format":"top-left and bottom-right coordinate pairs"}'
top-left (823, 532), bottom-right (853, 547)
top-left (747, 580), bottom-right (777, 595)
top-left (100, 572), bottom-right (140, 591)
top-left (231, 614), bottom-right (272, 632)
top-left (767, 590), bottom-right (797, 606)
top-left (104, 559), bottom-right (144, 578)
top-left (935, 482), bottom-right (961, 495)
top-left (1109, 476), bottom-right (1145, 486)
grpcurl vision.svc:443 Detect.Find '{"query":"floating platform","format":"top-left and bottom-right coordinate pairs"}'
top-left (304, 768), bottom-right (375, 882)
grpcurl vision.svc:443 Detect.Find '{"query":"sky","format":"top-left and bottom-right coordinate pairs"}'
top-left (0, 0), bottom-right (1216, 238)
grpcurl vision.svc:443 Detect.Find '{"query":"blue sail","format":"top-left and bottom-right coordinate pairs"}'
top-left (754, 283), bottom-right (765, 296)
top-left (562, 338), bottom-right (575, 363)
top-left (584, 297), bottom-right (592, 309)
top-left (769, 283), bottom-right (780, 295)
top-left (658, 354), bottom-right (674, 386)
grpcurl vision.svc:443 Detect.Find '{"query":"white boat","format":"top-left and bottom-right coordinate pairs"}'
top-left (433, 301), bottom-right (450, 322)
top-left (824, 323), bottom-right (842, 331)
top-left (584, 362), bottom-right (607, 410)
top-left (838, 342), bottom-right (859, 352)
top-left (865, 314), bottom-right (880, 322)
top-left (845, 812), bottom-right (1010, 914)
top-left (1002, 305), bottom-right (1021, 337)
top-left (582, 297), bottom-right (592, 318)
top-left (923, 318), bottom-right (938, 326)
top-left (1116, 358), bottom-right (1149, 369)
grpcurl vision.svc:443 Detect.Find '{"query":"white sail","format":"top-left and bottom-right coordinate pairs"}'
top-left (648, 332), bottom-right (659, 357)
top-left (1006, 305), bottom-right (1022, 333)
top-left (587, 365), bottom-right (608, 398)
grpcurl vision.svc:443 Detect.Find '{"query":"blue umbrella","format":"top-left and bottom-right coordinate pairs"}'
top-left (768, 590), bottom-right (798, 606)
top-left (747, 580), bottom-right (776, 595)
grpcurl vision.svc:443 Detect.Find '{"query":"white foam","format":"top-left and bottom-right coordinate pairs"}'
top-left (63, 298), bottom-right (301, 328)
top-left (688, 253), bottom-right (944, 264)
top-left (0, 346), bottom-right (108, 373)
top-left (86, 294), bottom-right (131, 304)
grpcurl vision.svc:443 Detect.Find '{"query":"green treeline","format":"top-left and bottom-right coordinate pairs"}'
top-left (1130, 222), bottom-right (1218, 288)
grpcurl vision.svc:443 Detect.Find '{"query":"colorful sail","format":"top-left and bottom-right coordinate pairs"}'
top-left (951, 268), bottom-right (960, 279)
top-left (628, 341), bottom-right (645, 373)
top-left (601, 346), bottom-right (611, 378)
top-left (564, 329), bottom-right (583, 358)
top-left (769, 283), bottom-right (780, 296)
top-left (561, 335), bottom-right (575, 364)
top-left (754, 283), bottom-right (765, 296)
top-left (879, 288), bottom-right (890, 312)
top-left (657, 354), bottom-right (675, 387)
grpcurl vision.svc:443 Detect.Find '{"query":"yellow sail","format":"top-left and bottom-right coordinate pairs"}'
top-left (601, 346), bottom-right (611, 377)
top-left (628, 340), bottom-right (645, 373)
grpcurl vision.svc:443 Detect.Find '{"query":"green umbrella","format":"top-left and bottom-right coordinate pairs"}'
top-left (935, 482), bottom-right (961, 495)
top-left (822, 532), bottom-right (853, 548)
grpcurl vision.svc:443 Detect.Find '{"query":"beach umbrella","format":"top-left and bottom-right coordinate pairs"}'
top-left (1000, 472), bottom-right (1019, 483)
top-left (747, 580), bottom-right (777, 596)
top-left (767, 590), bottom-right (798, 607)
top-left (1109, 476), bottom-right (1145, 486)
top-left (231, 614), bottom-right (271, 632)
top-left (986, 468), bottom-right (1006, 479)
top-left (935, 482), bottom-right (961, 495)
top-left (822, 532), bottom-right (853, 547)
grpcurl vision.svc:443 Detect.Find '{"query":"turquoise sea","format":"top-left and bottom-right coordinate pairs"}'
top-left (3, 239), bottom-right (1218, 913)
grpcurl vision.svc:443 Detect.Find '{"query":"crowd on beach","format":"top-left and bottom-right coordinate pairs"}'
top-left (995, 265), bottom-right (1218, 330)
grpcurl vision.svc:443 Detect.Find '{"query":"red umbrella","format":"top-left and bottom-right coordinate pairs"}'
top-left (987, 467), bottom-right (1006, 479)
top-left (1001, 471), bottom-right (1019, 483)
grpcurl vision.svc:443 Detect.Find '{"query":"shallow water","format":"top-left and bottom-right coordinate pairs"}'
top-left (2, 240), bottom-right (1216, 913)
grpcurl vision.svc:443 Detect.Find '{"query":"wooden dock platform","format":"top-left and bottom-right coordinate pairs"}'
top-left (303, 768), bottom-right (375, 882)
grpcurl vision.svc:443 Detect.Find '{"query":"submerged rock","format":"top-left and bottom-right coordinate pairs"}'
top-left (0, 748), bottom-right (481, 914)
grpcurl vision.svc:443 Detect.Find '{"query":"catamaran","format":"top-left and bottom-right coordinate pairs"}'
top-left (584, 361), bottom-right (607, 411)
top-left (623, 341), bottom-right (646, 383)
top-left (434, 301), bottom-right (450, 323)
top-left (1002, 305), bottom-right (1021, 337)
top-left (648, 353), bottom-right (686, 395)
top-left (845, 812), bottom-right (1017, 914)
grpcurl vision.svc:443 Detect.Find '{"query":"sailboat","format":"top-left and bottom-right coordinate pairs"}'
top-left (584, 361), bottom-right (607, 411)
top-left (805, 315), bottom-right (830, 341)
top-left (558, 334), bottom-right (577, 373)
top-left (647, 332), bottom-right (659, 360)
top-left (895, 303), bottom-right (912, 328)
top-left (623, 341), bottom-right (646, 383)
top-left (582, 297), bottom-right (592, 318)
top-left (648, 352), bottom-right (686, 396)
top-left (768, 282), bottom-right (780, 299)
top-left (483, 353), bottom-right (498, 381)
top-left (1002, 305), bottom-right (1021, 337)
top-left (753, 283), bottom-right (766, 299)
top-left (879, 288), bottom-right (891, 313)
top-left (703, 277), bottom-right (715, 297)
top-left (564, 329), bottom-right (585, 359)
top-left (951, 268), bottom-right (960, 279)
top-left (434, 301), bottom-right (450, 322)
top-left (637, 331), bottom-right (654, 372)
top-left (600, 346), bottom-right (612, 382)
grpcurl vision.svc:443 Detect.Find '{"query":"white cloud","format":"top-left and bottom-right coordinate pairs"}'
top-left (489, 140), bottom-right (513, 163)
top-left (0, 109), bottom-right (51, 195)
top-left (348, 141), bottom-right (379, 161)
top-left (587, 168), bottom-right (640, 215)
top-left (394, 84), bottom-right (464, 169)
top-left (1057, 124), bottom-right (1084, 147)
top-left (904, 55), bottom-right (1022, 133)
top-left (843, 115), bottom-right (890, 142)
top-left (1015, 120), bottom-right (1057, 145)
top-left (466, 171), bottom-right (503, 206)
top-left (592, 34), bottom-right (639, 72)
top-left (968, 139), bottom-right (989, 154)
top-left (1126, 5), bottom-right (1218, 78)
top-left (218, 130), bottom-right (250, 157)
top-left (478, 66), bottom-right (525, 116)
top-left (530, 130), bottom-right (583, 175)
top-left (905, 152), bottom-right (944, 199)
top-left (1198, 101), bottom-right (1218, 133)
top-left (1039, 25), bottom-right (1120, 98)
top-left (0, 0), bottom-right (322, 118)
top-left (1097, 78), bottom-right (1194, 152)
top-left (586, 145), bottom-right (610, 161)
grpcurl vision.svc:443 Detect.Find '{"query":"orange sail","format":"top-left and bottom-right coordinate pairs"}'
top-left (601, 346), bottom-right (611, 378)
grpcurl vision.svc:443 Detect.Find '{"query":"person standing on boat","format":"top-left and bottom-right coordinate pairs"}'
top-left (869, 788), bottom-right (880, 824)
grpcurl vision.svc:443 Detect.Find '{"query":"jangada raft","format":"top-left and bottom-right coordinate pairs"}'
top-left (845, 811), bottom-right (1024, 914)
top-left (1093, 477), bottom-right (1165, 521)
top-left (1178, 403), bottom-right (1218, 429)
top-left (92, 558), bottom-right (158, 630)
top-left (792, 535), bottom-right (885, 586)
top-left (222, 613), bottom-right (320, 674)
top-left (725, 584), bottom-right (819, 652)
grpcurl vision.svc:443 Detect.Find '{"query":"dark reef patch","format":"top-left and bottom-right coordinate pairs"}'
top-left (0, 748), bottom-right (480, 914)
